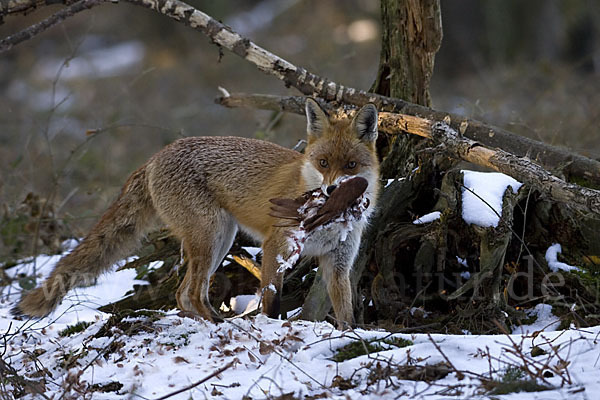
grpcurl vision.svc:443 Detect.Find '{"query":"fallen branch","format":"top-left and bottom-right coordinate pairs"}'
top-left (0, 0), bottom-right (103, 53)
top-left (3, 0), bottom-right (600, 187)
top-left (430, 122), bottom-right (600, 216)
top-left (216, 92), bottom-right (439, 140)
top-left (232, 255), bottom-right (261, 280)
top-left (216, 92), bottom-right (600, 216)
top-left (216, 93), bottom-right (600, 188)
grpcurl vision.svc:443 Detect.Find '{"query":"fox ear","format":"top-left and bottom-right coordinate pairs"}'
top-left (352, 103), bottom-right (378, 143)
top-left (305, 98), bottom-right (330, 139)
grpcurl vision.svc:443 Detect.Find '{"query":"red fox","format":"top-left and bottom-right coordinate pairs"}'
top-left (13, 98), bottom-right (380, 325)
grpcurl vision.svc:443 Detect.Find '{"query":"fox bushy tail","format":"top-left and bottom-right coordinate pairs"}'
top-left (13, 165), bottom-right (156, 318)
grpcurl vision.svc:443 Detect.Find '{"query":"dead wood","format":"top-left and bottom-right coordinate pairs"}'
top-left (217, 92), bottom-right (600, 189)
top-left (217, 93), bottom-right (600, 217)
top-left (4, 0), bottom-right (600, 187)
top-left (0, 0), bottom-right (103, 53)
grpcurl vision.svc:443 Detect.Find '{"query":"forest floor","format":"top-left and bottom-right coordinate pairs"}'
top-left (1, 247), bottom-right (599, 399)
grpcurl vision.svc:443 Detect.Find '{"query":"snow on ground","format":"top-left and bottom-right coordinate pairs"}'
top-left (512, 304), bottom-right (561, 335)
top-left (1, 253), bottom-right (600, 399)
top-left (462, 170), bottom-right (523, 227)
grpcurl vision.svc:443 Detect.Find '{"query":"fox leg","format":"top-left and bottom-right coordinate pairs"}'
top-left (319, 229), bottom-right (362, 327)
top-left (174, 210), bottom-right (237, 321)
top-left (260, 233), bottom-right (288, 318)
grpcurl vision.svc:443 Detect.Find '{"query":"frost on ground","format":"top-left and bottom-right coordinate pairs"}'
top-left (2, 254), bottom-right (599, 399)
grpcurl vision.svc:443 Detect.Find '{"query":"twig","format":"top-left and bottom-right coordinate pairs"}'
top-left (426, 334), bottom-right (465, 380)
top-left (153, 359), bottom-right (236, 400)
top-left (225, 319), bottom-right (328, 390)
top-left (0, 0), bottom-right (104, 53)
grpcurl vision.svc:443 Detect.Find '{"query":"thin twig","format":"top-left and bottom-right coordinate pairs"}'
top-left (153, 359), bottom-right (236, 400)
top-left (225, 319), bottom-right (328, 390)
top-left (0, 0), bottom-right (104, 53)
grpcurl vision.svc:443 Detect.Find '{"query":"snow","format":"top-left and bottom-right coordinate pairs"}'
top-left (242, 246), bottom-right (262, 259)
top-left (2, 252), bottom-right (147, 328)
top-left (2, 253), bottom-right (599, 399)
top-left (229, 294), bottom-right (260, 314)
top-left (461, 170), bottom-right (523, 227)
top-left (385, 177), bottom-right (406, 188)
top-left (412, 211), bottom-right (441, 224)
top-left (545, 243), bottom-right (580, 272)
top-left (513, 304), bottom-right (561, 335)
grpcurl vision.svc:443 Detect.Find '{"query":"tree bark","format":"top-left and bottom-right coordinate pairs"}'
top-left (353, 0), bottom-right (444, 323)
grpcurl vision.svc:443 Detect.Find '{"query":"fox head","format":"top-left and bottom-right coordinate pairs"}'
top-left (302, 98), bottom-right (380, 203)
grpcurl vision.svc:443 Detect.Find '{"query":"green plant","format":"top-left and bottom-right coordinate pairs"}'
top-left (332, 336), bottom-right (413, 362)
top-left (59, 321), bottom-right (93, 337)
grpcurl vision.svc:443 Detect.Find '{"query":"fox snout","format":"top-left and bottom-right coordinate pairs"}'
top-left (321, 175), bottom-right (360, 197)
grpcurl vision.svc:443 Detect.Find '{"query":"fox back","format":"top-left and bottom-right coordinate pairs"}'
top-left (13, 98), bottom-right (380, 328)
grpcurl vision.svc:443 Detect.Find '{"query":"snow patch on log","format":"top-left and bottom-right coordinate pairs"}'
top-left (412, 211), bottom-right (441, 225)
top-left (461, 170), bottom-right (522, 227)
top-left (545, 243), bottom-right (580, 273)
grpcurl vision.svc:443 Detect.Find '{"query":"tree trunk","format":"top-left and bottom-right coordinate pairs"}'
top-left (355, 0), bottom-right (444, 323)
top-left (302, 0), bottom-right (444, 323)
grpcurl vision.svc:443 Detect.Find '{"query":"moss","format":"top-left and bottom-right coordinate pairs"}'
top-left (59, 321), bottom-right (93, 337)
top-left (501, 366), bottom-right (525, 382)
top-left (94, 310), bottom-right (163, 338)
top-left (557, 318), bottom-right (572, 331)
top-left (518, 314), bottom-right (538, 327)
top-left (530, 346), bottom-right (547, 357)
top-left (332, 336), bottom-right (413, 362)
top-left (568, 175), bottom-right (600, 191)
top-left (488, 380), bottom-right (552, 395)
top-left (484, 367), bottom-right (552, 395)
top-left (89, 381), bottom-right (124, 393)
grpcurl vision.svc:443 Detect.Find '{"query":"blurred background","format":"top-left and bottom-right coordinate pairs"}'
top-left (0, 0), bottom-right (599, 258)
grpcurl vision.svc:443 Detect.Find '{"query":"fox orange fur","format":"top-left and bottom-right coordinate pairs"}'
top-left (13, 98), bottom-right (380, 326)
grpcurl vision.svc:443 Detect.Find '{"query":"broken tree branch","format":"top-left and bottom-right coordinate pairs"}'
top-left (0, 0), bottom-right (103, 53)
top-left (430, 122), bottom-right (600, 216)
top-left (217, 92), bottom-right (600, 216)
top-left (216, 92), bottom-right (433, 139)
top-left (4, 0), bottom-right (600, 188)
top-left (216, 93), bottom-right (600, 188)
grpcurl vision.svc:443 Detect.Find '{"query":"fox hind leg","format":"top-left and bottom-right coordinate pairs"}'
top-left (260, 233), bottom-right (288, 319)
top-left (174, 210), bottom-right (237, 321)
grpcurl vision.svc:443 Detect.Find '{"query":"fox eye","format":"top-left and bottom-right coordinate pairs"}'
top-left (319, 159), bottom-right (329, 168)
top-left (346, 161), bottom-right (357, 169)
